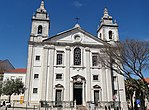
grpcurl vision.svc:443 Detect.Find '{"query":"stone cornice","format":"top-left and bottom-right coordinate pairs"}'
top-left (97, 24), bottom-right (118, 32)
top-left (28, 41), bottom-right (107, 49)
top-left (43, 42), bottom-right (105, 48)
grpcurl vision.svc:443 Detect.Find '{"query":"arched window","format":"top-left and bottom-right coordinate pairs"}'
top-left (109, 31), bottom-right (112, 39)
top-left (37, 25), bottom-right (42, 34)
top-left (100, 33), bottom-right (102, 38)
top-left (74, 47), bottom-right (81, 65)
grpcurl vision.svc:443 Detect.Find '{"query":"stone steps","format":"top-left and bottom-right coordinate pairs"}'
top-left (76, 105), bottom-right (88, 110)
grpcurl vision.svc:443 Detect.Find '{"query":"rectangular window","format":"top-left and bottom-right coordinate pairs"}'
top-left (56, 52), bottom-right (63, 65)
top-left (18, 76), bottom-right (23, 81)
top-left (93, 75), bottom-right (99, 81)
top-left (92, 55), bottom-right (98, 66)
top-left (33, 88), bottom-right (38, 93)
top-left (34, 74), bottom-right (39, 79)
top-left (56, 74), bottom-right (62, 80)
top-left (35, 56), bottom-right (40, 61)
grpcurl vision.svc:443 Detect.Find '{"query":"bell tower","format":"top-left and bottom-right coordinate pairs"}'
top-left (97, 8), bottom-right (119, 43)
top-left (30, 0), bottom-right (50, 42)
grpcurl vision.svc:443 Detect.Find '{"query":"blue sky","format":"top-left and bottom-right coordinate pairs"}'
top-left (0, 0), bottom-right (149, 68)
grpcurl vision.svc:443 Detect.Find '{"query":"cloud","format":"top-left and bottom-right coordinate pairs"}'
top-left (73, 1), bottom-right (83, 8)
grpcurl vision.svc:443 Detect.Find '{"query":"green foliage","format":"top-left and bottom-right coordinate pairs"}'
top-left (2, 78), bottom-right (25, 102)
top-left (2, 79), bottom-right (15, 96)
top-left (13, 78), bottom-right (25, 95)
top-left (0, 82), bottom-right (2, 96)
top-left (3, 78), bottom-right (25, 96)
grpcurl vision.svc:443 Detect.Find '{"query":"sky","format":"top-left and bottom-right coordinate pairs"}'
top-left (0, 0), bottom-right (149, 68)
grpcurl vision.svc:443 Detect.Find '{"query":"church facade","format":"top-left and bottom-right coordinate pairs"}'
top-left (25, 1), bottom-right (127, 110)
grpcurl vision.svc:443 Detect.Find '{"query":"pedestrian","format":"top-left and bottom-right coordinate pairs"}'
top-left (3, 101), bottom-right (5, 106)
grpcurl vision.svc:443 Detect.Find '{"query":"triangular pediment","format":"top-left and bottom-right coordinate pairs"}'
top-left (44, 27), bottom-right (107, 46)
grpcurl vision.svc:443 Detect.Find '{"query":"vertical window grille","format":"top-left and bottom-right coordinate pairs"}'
top-left (93, 75), bottom-right (99, 80)
top-left (92, 55), bottom-right (98, 66)
top-left (56, 74), bottom-right (62, 80)
top-left (74, 47), bottom-right (81, 65)
top-left (33, 88), bottom-right (38, 93)
top-left (34, 74), bottom-right (39, 79)
top-left (57, 53), bottom-right (63, 65)
top-left (36, 56), bottom-right (40, 61)
top-left (94, 90), bottom-right (99, 105)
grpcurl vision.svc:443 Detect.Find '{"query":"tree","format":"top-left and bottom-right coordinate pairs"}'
top-left (2, 78), bottom-right (25, 102)
top-left (0, 82), bottom-right (3, 104)
top-left (99, 39), bottom-right (149, 110)
top-left (125, 79), bottom-right (136, 110)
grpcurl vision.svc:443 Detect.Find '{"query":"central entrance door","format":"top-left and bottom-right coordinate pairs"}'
top-left (73, 83), bottom-right (83, 105)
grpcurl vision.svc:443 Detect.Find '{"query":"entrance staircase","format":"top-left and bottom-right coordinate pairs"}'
top-left (76, 105), bottom-right (88, 110)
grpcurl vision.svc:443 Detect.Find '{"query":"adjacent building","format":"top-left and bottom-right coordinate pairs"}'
top-left (0, 59), bottom-right (15, 81)
top-left (2, 68), bottom-right (26, 102)
top-left (25, 1), bottom-right (127, 110)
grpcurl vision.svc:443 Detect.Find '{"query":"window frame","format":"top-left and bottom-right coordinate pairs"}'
top-left (92, 55), bottom-right (98, 66)
top-left (93, 75), bottom-right (99, 81)
top-left (56, 51), bottom-right (64, 65)
top-left (33, 88), bottom-right (38, 94)
top-left (37, 25), bottom-right (42, 34)
top-left (56, 73), bottom-right (63, 80)
top-left (34, 74), bottom-right (39, 79)
top-left (74, 47), bottom-right (81, 65)
top-left (109, 30), bottom-right (112, 40)
top-left (35, 56), bottom-right (40, 61)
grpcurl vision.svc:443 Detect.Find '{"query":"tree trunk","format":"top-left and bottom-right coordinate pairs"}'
top-left (130, 94), bottom-right (134, 110)
top-left (8, 95), bottom-right (11, 103)
top-left (140, 91), bottom-right (145, 110)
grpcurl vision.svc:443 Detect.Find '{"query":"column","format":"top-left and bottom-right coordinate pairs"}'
top-left (83, 80), bottom-right (86, 105)
top-left (47, 45), bottom-right (55, 101)
top-left (40, 46), bottom-right (49, 101)
top-left (65, 46), bottom-right (71, 101)
top-left (101, 68), bottom-right (108, 101)
top-left (85, 47), bottom-right (91, 101)
top-left (24, 44), bottom-right (34, 104)
top-left (106, 68), bottom-right (113, 101)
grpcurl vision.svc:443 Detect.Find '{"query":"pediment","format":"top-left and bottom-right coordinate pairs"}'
top-left (55, 84), bottom-right (64, 88)
top-left (44, 27), bottom-right (107, 46)
top-left (72, 74), bottom-right (85, 80)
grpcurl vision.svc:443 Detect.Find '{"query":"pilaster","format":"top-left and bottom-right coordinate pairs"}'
top-left (47, 45), bottom-right (55, 101)
top-left (106, 68), bottom-right (113, 101)
top-left (24, 44), bottom-right (34, 104)
top-left (65, 46), bottom-right (71, 101)
top-left (101, 68), bottom-right (108, 101)
top-left (85, 47), bottom-right (91, 101)
top-left (41, 46), bottom-right (49, 101)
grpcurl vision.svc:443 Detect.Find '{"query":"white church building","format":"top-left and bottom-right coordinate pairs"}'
top-left (25, 1), bottom-right (127, 110)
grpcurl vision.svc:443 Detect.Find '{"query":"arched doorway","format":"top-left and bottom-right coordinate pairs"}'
top-left (72, 75), bottom-right (86, 105)
top-left (73, 82), bottom-right (83, 105)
